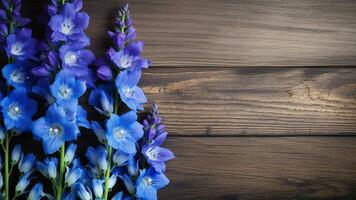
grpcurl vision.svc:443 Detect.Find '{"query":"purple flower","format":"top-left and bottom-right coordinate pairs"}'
top-left (108, 41), bottom-right (149, 71)
top-left (49, 3), bottom-right (89, 42)
top-left (94, 58), bottom-right (112, 81)
top-left (5, 28), bottom-right (37, 60)
top-left (142, 144), bottom-right (174, 173)
top-left (116, 70), bottom-right (147, 111)
top-left (59, 43), bottom-right (95, 77)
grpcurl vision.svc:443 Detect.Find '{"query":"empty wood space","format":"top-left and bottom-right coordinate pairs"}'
top-left (21, 0), bottom-right (356, 199)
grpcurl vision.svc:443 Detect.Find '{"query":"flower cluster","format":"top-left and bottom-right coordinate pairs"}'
top-left (29, 0), bottom-right (92, 199)
top-left (0, 1), bottom-right (174, 200)
top-left (0, 0), bottom-right (39, 199)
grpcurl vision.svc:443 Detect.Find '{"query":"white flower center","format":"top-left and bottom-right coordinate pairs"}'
top-left (146, 147), bottom-right (159, 160)
top-left (61, 19), bottom-right (74, 35)
top-left (64, 52), bottom-right (77, 66)
top-left (7, 104), bottom-right (21, 119)
top-left (120, 54), bottom-right (133, 69)
top-left (123, 87), bottom-right (135, 97)
top-left (49, 125), bottom-right (62, 135)
top-left (143, 177), bottom-right (153, 186)
top-left (10, 43), bottom-right (24, 56)
top-left (113, 128), bottom-right (126, 139)
top-left (10, 69), bottom-right (26, 83)
top-left (58, 86), bottom-right (72, 99)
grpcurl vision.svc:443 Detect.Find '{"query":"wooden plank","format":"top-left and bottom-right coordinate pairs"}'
top-left (159, 137), bottom-right (356, 200)
top-left (140, 67), bottom-right (356, 136)
top-left (81, 0), bottom-right (356, 67)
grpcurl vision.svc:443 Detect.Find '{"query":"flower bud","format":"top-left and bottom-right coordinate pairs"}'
top-left (11, 144), bottom-right (21, 164)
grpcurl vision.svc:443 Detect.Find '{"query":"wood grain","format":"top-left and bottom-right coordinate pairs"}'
top-left (160, 137), bottom-right (356, 200)
top-left (140, 67), bottom-right (356, 136)
top-left (81, 0), bottom-right (356, 67)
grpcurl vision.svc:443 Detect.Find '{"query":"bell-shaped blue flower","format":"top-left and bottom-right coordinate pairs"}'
top-left (0, 88), bottom-right (37, 132)
top-left (49, 3), bottom-right (89, 42)
top-left (92, 179), bottom-right (104, 199)
top-left (76, 183), bottom-right (92, 200)
top-left (112, 148), bottom-right (134, 167)
top-left (36, 157), bottom-right (58, 179)
top-left (111, 192), bottom-right (124, 200)
top-left (18, 153), bottom-right (36, 174)
top-left (28, 183), bottom-right (43, 200)
top-left (120, 174), bottom-right (135, 195)
top-left (64, 143), bottom-right (77, 165)
top-left (16, 172), bottom-right (32, 195)
top-left (116, 70), bottom-right (147, 111)
top-left (88, 84), bottom-right (114, 116)
top-left (65, 166), bottom-right (83, 187)
top-left (11, 144), bottom-right (21, 164)
top-left (91, 121), bottom-right (106, 143)
top-left (1, 59), bottom-right (36, 89)
top-left (106, 111), bottom-right (144, 154)
top-left (32, 104), bottom-right (79, 154)
top-left (108, 41), bottom-right (149, 71)
top-left (50, 71), bottom-right (86, 106)
top-left (135, 168), bottom-right (169, 200)
top-left (127, 158), bottom-right (139, 177)
top-left (5, 28), bottom-right (37, 60)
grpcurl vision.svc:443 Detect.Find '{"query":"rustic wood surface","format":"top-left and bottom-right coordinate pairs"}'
top-left (19, 0), bottom-right (356, 199)
top-left (83, 0), bottom-right (356, 67)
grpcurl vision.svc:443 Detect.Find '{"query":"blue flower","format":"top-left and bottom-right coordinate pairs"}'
top-left (36, 157), bottom-right (58, 179)
top-left (120, 173), bottom-right (135, 195)
top-left (50, 71), bottom-right (86, 105)
top-left (65, 166), bottom-right (83, 187)
top-left (112, 148), bottom-right (134, 167)
top-left (92, 179), bottom-right (104, 199)
top-left (108, 41), bottom-right (149, 71)
top-left (135, 168), bottom-right (169, 200)
top-left (32, 104), bottom-right (79, 154)
top-left (111, 192), bottom-right (124, 200)
top-left (49, 3), bottom-right (89, 42)
top-left (127, 158), bottom-right (139, 177)
top-left (76, 183), bottom-right (92, 200)
top-left (0, 88), bottom-right (37, 132)
top-left (85, 146), bottom-right (108, 177)
top-left (90, 121), bottom-right (106, 143)
top-left (5, 28), bottom-right (37, 60)
top-left (59, 43), bottom-right (95, 77)
top-left (1, 59), bottom-right (36, 89)
top-left (18, 153), bottom-right (36, 174)
top-left (16, 172), bottom-right (32, 195)
top-left (28, 183), bottom-right (43, 200)
top-left (11, 144), bottom-right (21, 164)
top-left (116, 70), bottom-right (147, 111)
top-left (64, 143), bottom-right (77, 164)
top-left (106, 111), bottom-right (144, 154)
top-left (88, 84), bottom-right (114, 116)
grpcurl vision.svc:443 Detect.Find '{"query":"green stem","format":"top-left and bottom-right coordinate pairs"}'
top-left (4, 134), bottom-right (10, 200)
top-left (62, 0), bottom-right (65, 5)
top-left (56, 145), bottom-right (65, 200)
top-left (103, 146), bottom-right (112, 200)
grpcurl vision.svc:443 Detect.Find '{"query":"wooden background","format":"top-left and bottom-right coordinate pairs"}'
top-left (22, 0), bottom-right (356, 199)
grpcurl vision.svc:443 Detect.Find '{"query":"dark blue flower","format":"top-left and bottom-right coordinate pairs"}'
top-left (0, 87), bottom-right (37, 132)
top-left (5, 28), bottom-right (37, 60)
top-left (2, 59), bottom-right (36, 89)
top-left (32, 104), bottom-right (79, 154)
top-left (116, 70), bottom-right (147, 111)
top-left (108, 41), bottom-right (149, 71)
top-left (88, 84), bottom-right (114, 116)
top-left (50, 71), bottom-right (86, 105)
top-left (49, 3), bottom-right (89, 42)
top-left (135, 167), bottom-right (169, 200)
top-left (106, 111), bottom-right (144, 154)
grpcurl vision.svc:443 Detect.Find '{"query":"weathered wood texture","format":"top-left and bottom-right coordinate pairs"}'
top-left (82, 0), bottom-right (356, 67)
top-left (141, 67), bottom-right (356, 136)
top-left (160, 137), bottom-right (356, 200)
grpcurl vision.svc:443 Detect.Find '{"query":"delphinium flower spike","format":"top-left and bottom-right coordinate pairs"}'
top-left (0, 0), bottom-right (39, 199)
top-left (86, 3), bottom-right (174, 200)
top-left (30, 0), bottom-right (93, 199)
